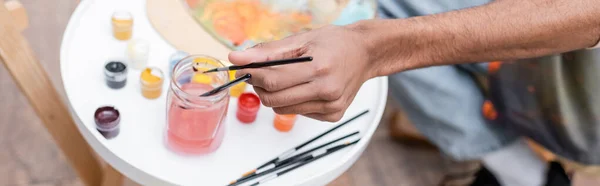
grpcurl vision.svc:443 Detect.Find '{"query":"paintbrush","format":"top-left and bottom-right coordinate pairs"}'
top-left (231, 131), bottom-right (360, 184)
top-left (200, 73), bottom-right (251, 97)
top-left (247, 139), bottom-right (361, 186)
top-left (203, 56), bottom-right (313, 73)
top-left (230, 110), bottom-right (369, 184)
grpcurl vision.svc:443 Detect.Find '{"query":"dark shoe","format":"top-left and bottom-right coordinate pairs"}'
top-left (465, 161), bottom-right (572, 186)
top-left (469, 166), bottom-right (501, 186)
top-left (545, 161), bottom-right (571, 186)
top-left (438, 158), bottom-right (483, 186)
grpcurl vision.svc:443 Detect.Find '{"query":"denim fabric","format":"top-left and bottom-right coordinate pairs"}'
top-left (380, 0), bottom-right (519, 160)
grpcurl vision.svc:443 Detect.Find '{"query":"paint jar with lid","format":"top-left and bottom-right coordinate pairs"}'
top-left (169, 50), bottom-right (189, 76)
top-left (94, 106), bottom-right (121, 139)
top-left (111, 11), bottom-right (133, 41)
top-left (237, 92), bottom-right (260, 123)
top-left (127, 39), bottom-right (150, 70)
top-left (140, 67), bottom-right (164, 99)
top-left (274, 114), bottom-right (297, 132)
top-left (166, 55), bottom-right (230, 155)
top-left (104, 61), bottom-right (127, 89)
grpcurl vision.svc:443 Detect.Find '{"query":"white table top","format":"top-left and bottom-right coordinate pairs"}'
top-left (60, 0), bottom-right (388, 185)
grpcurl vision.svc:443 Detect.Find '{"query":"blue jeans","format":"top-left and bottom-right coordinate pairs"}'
top-left (379, 0), bottom-right (519, 160)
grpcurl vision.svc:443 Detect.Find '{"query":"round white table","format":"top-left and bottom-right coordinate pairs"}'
top-left (60, 0), bottom-right (388, 185)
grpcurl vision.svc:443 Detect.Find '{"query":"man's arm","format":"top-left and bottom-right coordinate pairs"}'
top-left (227, 0), bottom-right (600, 122)
top-left (352, 0), bottom-right (600, 76)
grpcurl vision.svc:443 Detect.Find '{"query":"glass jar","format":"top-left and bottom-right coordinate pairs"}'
top-left (166, 55), bottom-right (230, 155)
top-left (111, 11), bottom-right (133, 41)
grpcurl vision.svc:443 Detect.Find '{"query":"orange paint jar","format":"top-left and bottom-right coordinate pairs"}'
top-left (140, 67), bottom-right (164, 99)
top-left (274, 114), bottom-right (297, 132)
top-left (111, 11), bottom-right (133, 41)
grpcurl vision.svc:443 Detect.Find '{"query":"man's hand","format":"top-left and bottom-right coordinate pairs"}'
top-left (228, 25), bottom-right (374, 122)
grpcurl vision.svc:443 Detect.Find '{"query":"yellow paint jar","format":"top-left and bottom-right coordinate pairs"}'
top-left (112, 11), bottom-right (133, 41)
top-left (140, 67), bottom-right (164, 99)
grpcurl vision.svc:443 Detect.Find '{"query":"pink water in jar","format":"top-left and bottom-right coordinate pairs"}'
top-left (166, 55), bottom-right (230, 155)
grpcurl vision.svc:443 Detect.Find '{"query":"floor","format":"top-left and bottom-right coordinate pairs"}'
top-left (2, 1), bottom-right (599, 186)
top-left (0, 1), bottom-right (448, 186)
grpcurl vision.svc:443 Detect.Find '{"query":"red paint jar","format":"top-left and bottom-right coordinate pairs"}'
top-left (237, 93), bottom-right (261, 123)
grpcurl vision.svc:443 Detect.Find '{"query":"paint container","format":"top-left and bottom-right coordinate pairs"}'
top-left (94, 106), bottom-right (121, 139)
top-left (140, 67), bottom-right (164, 99)
top-left (104, 61), bottom-right (128, 89)
top-left (166, 55), bottom-right (230, 155)
top-left (237, 92), bottom-right (260, 123)
top-left (127, 39), bottom-right (150, 70)
top-left (111, 11), bottom-right (133, 41)
top-left (274, 114), bottom-right (297, 132)
top-left (169, 51), bottom-right (189, 76)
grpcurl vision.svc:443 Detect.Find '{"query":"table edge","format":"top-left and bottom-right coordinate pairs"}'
top-left (59, 0), bottom-right (389, 185)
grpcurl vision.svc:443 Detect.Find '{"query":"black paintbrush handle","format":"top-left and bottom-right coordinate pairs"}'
top-left (274, 131), bottom-right (359, 167)
top-left (295, 110), bottom-right (368, 150)
top-left (229, 56), bottom-right (313, 70)
top-left (279, 140), bottom-right (360, 177)
top-left (239, 131), bottom-right (359, 183)
top-left (232, 110), bottom-right (369, 186)
top-left (200, 74), bottom-right (251, 97)
top-left (249, 139), bottom-right (361, 186)
top-left (255, 110), bottom-right (368, 170)
top-left (229, 156), bottom-right (312, 186)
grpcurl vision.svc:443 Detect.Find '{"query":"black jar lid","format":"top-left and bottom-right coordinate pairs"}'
top-left (104, 61), bottom-right (128, 81)
top-left (105, 61), bottom-right (127, 73)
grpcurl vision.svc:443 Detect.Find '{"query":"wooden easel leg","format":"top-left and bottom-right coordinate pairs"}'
top-left (0, 2), bottom-right (104, 186)
top-left (102, 165), bottom-right (124, 186)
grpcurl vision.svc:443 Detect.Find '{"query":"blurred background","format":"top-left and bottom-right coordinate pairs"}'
top-left (0, 1), bottom-right (449, 185)
top-left (6, 0), bottom-right (600, 186)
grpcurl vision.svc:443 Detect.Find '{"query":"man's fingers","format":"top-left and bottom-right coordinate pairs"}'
top-left (254, 82), bottom-right (318, 108)
top-left (228, 35), bottom-right (308, 66)
top-left (303, 112), bottom-right (345, 122)
top-left (228, 47), bottom-right (268, 66)
top-left (272, 98), bottom-right (347, 115)
top-left (238, 62), bottom-right (315, 92)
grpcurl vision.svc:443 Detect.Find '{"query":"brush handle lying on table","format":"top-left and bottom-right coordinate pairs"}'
top-left (248, 139), bottom-right (362, 186)
top-left (235, 131), bottom-right (360, 184)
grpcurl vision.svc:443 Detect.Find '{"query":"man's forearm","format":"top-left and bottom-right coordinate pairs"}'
top-left (351, 0), bottom-right (600, 76)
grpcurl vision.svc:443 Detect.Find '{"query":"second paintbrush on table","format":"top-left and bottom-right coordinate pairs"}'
top-left (203, 56), bottom-right (313, 73)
